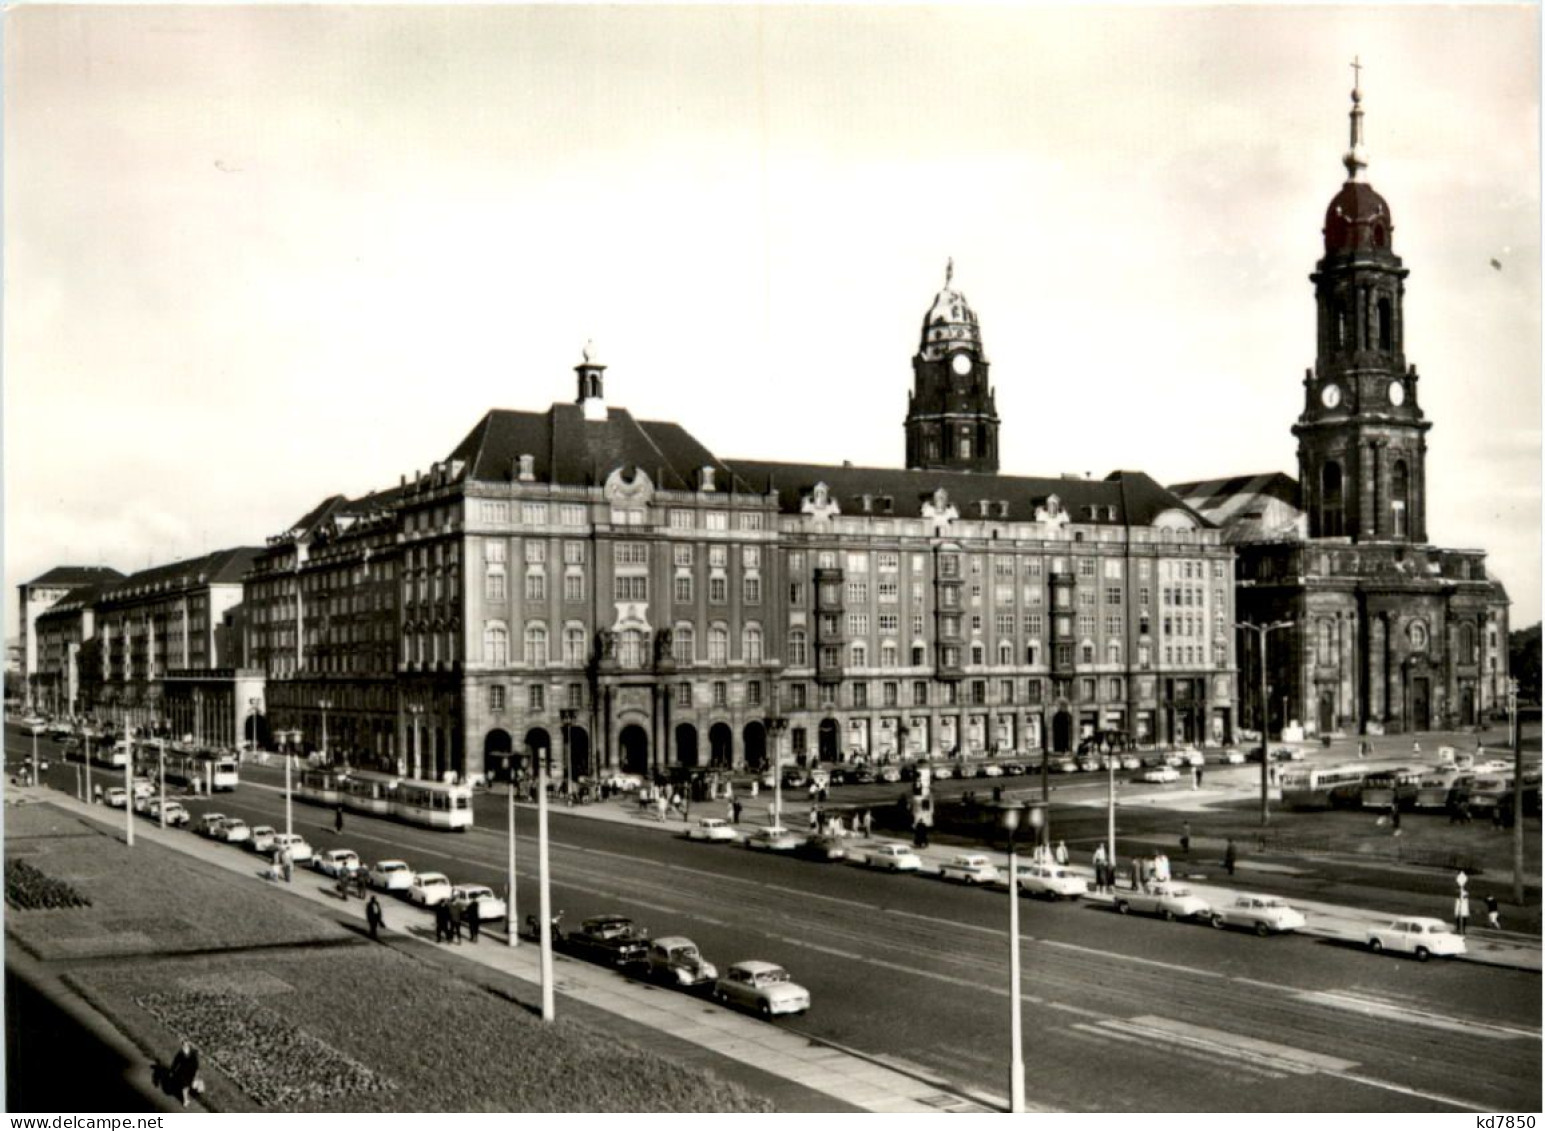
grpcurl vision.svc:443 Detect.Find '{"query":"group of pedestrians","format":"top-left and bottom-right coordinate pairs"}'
top-left (434, 898), bottom-right (481, 944)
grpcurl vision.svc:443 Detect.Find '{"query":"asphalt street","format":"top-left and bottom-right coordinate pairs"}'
top-left (18, 731), bottom-right (1538, 1114)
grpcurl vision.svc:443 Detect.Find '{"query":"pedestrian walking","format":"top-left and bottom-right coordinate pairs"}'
top-left (732, 798), bottom-right (743, 825)
top-left (1390, 805), bottom-right (1402, 836)
top-left (1224, 838), bottom-right (1237, 877)
top-left (334, 804), bottom-right (344, 834)
top-left (1180, 821), bottom-right (1192, 857)
top-left (1129, 857), bottom-right (1142, 891)
top-left (450, 902), bottom-right (464, 943)
top-left (1486, 894), bottom-right (1501, 930)
top-left (861, 809), bottom-right (873, 838)
top-left (434, 901), bottom-right (450, 943)
top-left (366, 896), bottom-right (384, 940)
top-left (1055, 840), bottom-right (1069, 866)
top-left (809, 806), bottom-right (820, 832)
top-left (280, 847), bottom-right (294, 884)
top-left (1197, 766), bottom-right (1204, 788)
top-left (464, 901), bottom-right (480, 943)
top-left (1191, 766), bottom-right (1199, 790)
top-left (1454, 892), bottom-right (1471, 936)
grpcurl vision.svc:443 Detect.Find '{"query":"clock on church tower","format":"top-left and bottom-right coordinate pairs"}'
top-left (904, 261), bottom-right (1000, 473)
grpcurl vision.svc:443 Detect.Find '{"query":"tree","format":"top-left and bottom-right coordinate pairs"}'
top-left (1509, 623), bottom-right (1541, 705)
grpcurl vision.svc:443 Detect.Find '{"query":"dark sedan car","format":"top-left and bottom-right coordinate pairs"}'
top-left (794, 834), bottom-right (849, 862)
top-left (562, 915), bottom-right (649, 967)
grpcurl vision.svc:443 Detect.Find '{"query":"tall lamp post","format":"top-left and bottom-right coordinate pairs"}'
top-left (537, 742), bottom-right (555, 1021)
top-left (764, 716), bottom-right (787, 827)
top-left (277, 728), bottom-right (301, 838)
top-left (319, 698), bottom-right (333, 765)
top-left (503, 753), bottom-right (519, 949)
top-left (997, 800), bottom-right (1037, 1114)
top-left (407, 704), bottom-right (424, 781)
top-left (1237, 619), bottom-right (1294, 826)
top-left (1509, 679), bottom-right (1524, 906)
top-left (248, 698), bottom-right (262, 757)
top-left (157, 739), bottom-right (167, 829)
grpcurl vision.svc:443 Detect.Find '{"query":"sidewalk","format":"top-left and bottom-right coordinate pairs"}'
top-left (7, 782), bottom-right (1012, 1114)
top-left (543, 786), bottom-right (1543, 973)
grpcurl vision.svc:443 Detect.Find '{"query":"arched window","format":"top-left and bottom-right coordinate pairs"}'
top-left (1409, 620), bottom-right (1428, 652)
top-left (708, 625), bottom-right (729, 665)
top-left (619, 629), bottom-right (644, 669)
top-left (1377, 296), bottom-right (1393, 350)
top-left (788, 629), bottom-right (807, 666)
top-left (743, 624), bottom-right (763, 664)
top-left (484, 622), bottom-right (509, 666)
top-left (1391, 460), bottom-right (1409, 538)
top-left (562, 625), bottom-right (586, 666)
top-left (523, 623), bottom-right (548, 667)
top-left (674, 624), bottom-right (695, 664)
top-left (1321, 461), bottom-right (1344, 537)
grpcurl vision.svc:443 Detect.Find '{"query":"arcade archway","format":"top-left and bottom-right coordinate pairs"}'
top-left (818, 717), bottom-right (839, 761)
top-left (742, 721), bottom-right (766, 769)
top-left (484, 728), bottom-right (514, 781)
top-left (709, 722), bottom-right (733, 768)
top-left (620, 724), bottom-right (650, 775)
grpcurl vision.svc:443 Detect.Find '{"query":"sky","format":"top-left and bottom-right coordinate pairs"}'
top-left (5, 5), bottom-right (1541, 627)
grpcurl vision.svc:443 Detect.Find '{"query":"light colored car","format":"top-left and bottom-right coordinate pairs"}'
top-left (1367, 917), bottom-right (1467, 961)
top-left (1113, 882), bottom-right (1212, 922)
top-left (131, 777), bottom-right (155, 801)
top-left (450, 884), bottom-right (506, 922)
top-left (603, 773), bottom-right (644, 793)
top-left (744, 826), bottom-right (801, 852)
top-left (313, 848), bottom-right (361, 877)
top-left (1140, 766), bottom-right (1181, 784)
top-left (147, 799), bottom-right (191, 827)
top-left (271, 833), bottom-right (312, 863)
top-left (1053, 758), bottom-right (1079, 774)
top-left (218, 818), bottom-right (252, 845)
top-left (407, 871), bottom-right (454, 906)
top-left (1180, 749), bottom-right (1206, 767)
top-left (648, 936), bottom-right (719, 988)
top-left (248, 825), bottom-right (279, 854)
top-left (866, 843), bottom-right (923, 872)
top-left (1017, 863), bottom-right (1089, 900)
top-left (1119, 754), bottom-right (1142, 771)
top-left (938, 853), bottom-right (1001, 885)
top-left (1215, 749), bottom-right (1247, 765)
top-left (713, 960), bottom-right (810, 1017)
top-left (930, 764), bottom-right (954, 781)
top-left (686, 817), bottom-right (738, 842)
top-left (1162, 751), bottom-right (1188, 768)
top-left (194, 813), bottom-right (229, 837)
top-left (1077, 756), bottom-right (1102, 773)
top-left (879, 765), bottom-right (903, 783)
top-left (1271, 746), bottom-right (1306, 762)
top-left (981, 763), bottom-right (1005, 778)
top-left (366, 859), bottom-right (416, 892)
top-left (104, 786), bottom-right (129, 809)
top-left (1212, 895), bottom-right (1307, 936)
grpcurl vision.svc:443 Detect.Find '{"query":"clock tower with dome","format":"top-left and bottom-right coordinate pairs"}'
top-left (1293, 65), bottom-right (1430, 543)
top-left (904, 261), bottom-right (1000, 472)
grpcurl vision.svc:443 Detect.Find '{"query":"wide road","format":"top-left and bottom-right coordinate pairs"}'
top-left (14, 730), bottom-right (1542, 1113)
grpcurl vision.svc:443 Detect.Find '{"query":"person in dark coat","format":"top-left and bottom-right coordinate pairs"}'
top-left (448, 901), bottom-right (463, 944)
top-left (366, 896), bottom-right (384, 941)
top-left (463, 899), bottom-right (480, 943)
top-left (1224, 838), bottom-right (1238, 876)
top-left (434, 901), bottom-right (449, 943)
top-left (334, 804), bottom-right (344, 834)
top-left (167, 1040), bottom-right (202, 1107)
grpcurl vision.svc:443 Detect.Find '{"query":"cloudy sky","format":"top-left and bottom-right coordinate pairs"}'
top-left (5, 5), bottom-right (1540, 625)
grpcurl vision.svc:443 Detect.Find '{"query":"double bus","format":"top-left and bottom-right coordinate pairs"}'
top-left (1279, 764), bottom-right (1367, 809)
top-left (1360, 767), bottom-right (1422, 811)
top-left (1414, 769), bottom-right (1471, 811)
top-left (161, 751), bottom-right (240, 792)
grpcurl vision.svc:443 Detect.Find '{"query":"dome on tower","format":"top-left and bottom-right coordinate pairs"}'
top-left (1324, 181), bottom-right (1393, 254)
top-left (918, 259), bottom-right (984, 361)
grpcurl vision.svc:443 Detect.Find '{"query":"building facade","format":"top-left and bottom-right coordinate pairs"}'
top-left (1172, 77), bottom-right (1510, 738)
top-left (17, 566), bottom-right (123, 710)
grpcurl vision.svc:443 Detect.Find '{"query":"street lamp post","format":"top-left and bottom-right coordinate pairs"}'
top-left (276, 728), bottom-right (300, 839)
top-left (1510, 679), bottom-right (1524, 906)
top-left (504, 753), bottom-right (518, 949)
top-left (124, 728), bottom-right (134, 847)
top-left (764, 716), bottom-right (788, 827)
top-left (158, 739), bottom-right (167, 829)
top-left (248, 698), bottom-right (261, 757)
top-left (998, 801), bottom-right (1033, 1114)
top-left (408, 704), bottom-right (424, 781)
top-left (319, 698), bottom-right (333, 765)
top-left (1237, 619), bottom-right (1294, 826)
top-left (537, 743), bottom-right (555, 1021)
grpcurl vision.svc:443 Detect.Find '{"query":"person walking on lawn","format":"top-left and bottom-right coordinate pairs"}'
top-left (1486, 893), bottom-right (1501, 930)
top-left (366, 895), bottom-right (384, 940)
top-left (1224, 838), bottom-right (1237, 877)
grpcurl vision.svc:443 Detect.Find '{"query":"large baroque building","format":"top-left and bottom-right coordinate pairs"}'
top-left (246, 288), bottom-right (1237, 785)
top-left (1171, 77), bottom-right (1510, 738)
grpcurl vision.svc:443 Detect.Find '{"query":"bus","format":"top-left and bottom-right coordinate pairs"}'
top-left (1360, 768), bottom-right (1422, 811)
top-left (1279, 764), bottom-right (1367, 809)
top-left (1414, 769), bottom-right (1471, 811)
top-left (392, 779), bottom-right (474, 831)
top-left (161, 752), bottom-right (240, 793)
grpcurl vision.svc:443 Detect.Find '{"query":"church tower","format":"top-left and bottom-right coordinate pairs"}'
top-left (1293, 66), bottom-right (1430, 543)
top-left (905, 262), bottom-right (1000, 472)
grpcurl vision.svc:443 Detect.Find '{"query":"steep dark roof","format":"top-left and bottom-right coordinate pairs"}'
top-left (723, 459), bottom-right (1209, 527)
top-left (280, 484), bottom-right (409, 539)
top-left (99, 547), bottom-right (263, 602)
top-left (450, 405), bottom-right (758, 494)
top-left (1168, 472), bottom-right (1300, 513)
top-left (36, 583), bottom-right (110, 620)
top-left (23, 565), bottom-right (124, 589)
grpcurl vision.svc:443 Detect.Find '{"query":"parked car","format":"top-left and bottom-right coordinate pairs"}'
top-left (1140, 766), bottom-right (1181, 784)
top-left (1179, 749), bottom-right (1206, 767)
top-left (938, 853), bottom-right (1001, 885)
top-left (1119, 754), bottom-right (1142, 771)
top-left (712, 960), bottom-right (810, 1017)
top-left (313, 848), bottom-right (361, 877)
top-left (218, 818), bottom-right (252, 845)
top-left (147, 799), bottom-right (191, 827)
top-left (563, 914), bottom-right (649, 967)
top-left (366, 860), bottom-right (416, 893)
top-left (781, 768), bottom-right (808, 789)
top-left (1367, 917), bottom-right (1467, 961)
top-left (1077, 757), bottom-right (1102, 773)
top-left (1016, 863), bottom-right (1088, 900)
top-left (981, 763), bottom-right (1005, 778)
top-left (686, 817), bottom-right (738, 843)
top-left (878, 765), bottom-right (903, 784)
top-left (930, 764), bottom-right (955, 781)
top-left (248, 825), bottom-right (279, 854)
top-left (449, 884), bottom-right (506, 922)
top-left (1212, 895), bottom-right (1307, 936)
top-left (1052, 758), bottom-right (1079, 774)
top-left (1270, 746), bottom-right (1305, 762)
top-left (407, 871), bottom-right (454, 906)
top-left (865, 843), bottom-right (923, 872)
top-left (850, 766), bottom-right (877, 785)
top-left (1000, 761), bottom-right (1026, 776)
top-left (1113, 882), bottom-right (1212, 922)
top-left (194, 812), bottom-right (227, 836)
top-left (1214, 749), bottom-right (1247, 765)
top-left (744, 826), bottom-right (802, 853)
top-left (602, 773), bottom-right (645, 793)
top-left (270, 833), bottom-right (311, 863)
top-left (104, 786), bottom-right (129, 809)
top-left (794, 834), bottom-right (848, 862)
top-left (647, 936), bottom-right (718, 988)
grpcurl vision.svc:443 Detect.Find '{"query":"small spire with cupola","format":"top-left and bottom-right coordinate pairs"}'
top-left (576, 340), bottom-right (607, 422)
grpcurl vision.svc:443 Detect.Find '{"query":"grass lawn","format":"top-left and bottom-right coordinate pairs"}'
top-left (5, 803), bottom-right (344, 960)
top-left (70, 946), bottom-right (773, 1112)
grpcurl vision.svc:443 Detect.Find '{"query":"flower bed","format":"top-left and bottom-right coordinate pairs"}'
top-left (5, 857), bottom-right (91, 910)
